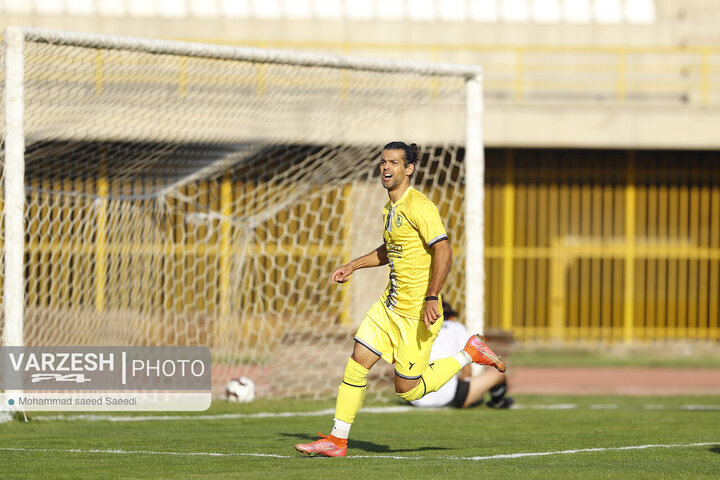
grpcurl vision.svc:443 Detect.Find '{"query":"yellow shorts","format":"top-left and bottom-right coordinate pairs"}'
top-left (354, 300), bottom-right (443, 379)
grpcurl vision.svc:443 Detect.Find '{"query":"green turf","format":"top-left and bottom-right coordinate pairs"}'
top-left (508, 345), bottom-right (720, 368)
top-left (1, 395), bottom-right (719, 479)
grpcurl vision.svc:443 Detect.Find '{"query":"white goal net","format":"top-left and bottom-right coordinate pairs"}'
top-left (1, 27), bottom-right (484, 398)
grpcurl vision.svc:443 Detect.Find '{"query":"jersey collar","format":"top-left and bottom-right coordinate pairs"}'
top-left (390, 185), bottom-right (414, 207)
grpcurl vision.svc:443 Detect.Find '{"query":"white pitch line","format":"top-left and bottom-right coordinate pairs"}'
top-left (512, 403), bottom-right (578, 410)
top-left (2, 442), bottom-right (717, 461)
top-left (680, 405), bottom-right (720, 411)
top-left (35, 406), bottom-right (414, 422)
top-left (0, 447), bottom-right (290, 458)
top-left (31, 403), bottom-right (720, 422)
top-left (446, 442), bottom-right (720, 461)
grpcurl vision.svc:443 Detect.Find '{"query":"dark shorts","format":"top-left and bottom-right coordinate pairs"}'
top-left (449, 380), bottom-right (483, 408)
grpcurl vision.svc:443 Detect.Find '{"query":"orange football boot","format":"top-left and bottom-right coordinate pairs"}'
top-left (463, 334), bottom-right (506, 373)
top-left (295, 433), bottom-right (347, 457)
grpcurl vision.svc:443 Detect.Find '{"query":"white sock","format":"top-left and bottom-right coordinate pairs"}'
top-left (331, 418), bottom-right (352, 439)
top-left (454, 350), bottom-right (472, 367)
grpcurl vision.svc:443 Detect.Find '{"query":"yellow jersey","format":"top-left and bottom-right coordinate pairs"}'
top-left (380, 186), bottom-right (448, 319)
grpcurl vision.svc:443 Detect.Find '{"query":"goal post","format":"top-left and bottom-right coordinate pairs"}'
top-left (0, 26), bottom-right (485, 398)
top-left (2, 26), bottom-right (26, 350)
top-left (464, 74), bottom-right (485, 338)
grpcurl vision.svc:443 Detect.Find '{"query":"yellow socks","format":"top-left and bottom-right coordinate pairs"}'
top-left (334, 355), bottom-right (463, 424)
top-left (422, 357), bottom-right (463, 392)
top-left (334, 357), bottom-right (369, 426)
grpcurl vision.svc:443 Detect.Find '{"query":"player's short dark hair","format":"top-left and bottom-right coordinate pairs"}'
top-left (442, 301), bottom-right (458, 319)
top-left (383, 141), bottom-right (419, 167)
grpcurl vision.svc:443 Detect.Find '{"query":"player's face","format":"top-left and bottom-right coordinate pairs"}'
top-left (379, 149), bottom-right (413, 191)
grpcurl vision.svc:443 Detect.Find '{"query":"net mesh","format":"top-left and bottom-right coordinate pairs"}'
top-left (2, 33), bottom-right (471, 398)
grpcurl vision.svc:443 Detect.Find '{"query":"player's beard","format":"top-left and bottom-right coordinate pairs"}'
top-left (381, 172), bottom-right (404, 191)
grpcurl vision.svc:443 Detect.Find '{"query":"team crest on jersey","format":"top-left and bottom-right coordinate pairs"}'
top-left (394, 214), bottom-right (404, 228)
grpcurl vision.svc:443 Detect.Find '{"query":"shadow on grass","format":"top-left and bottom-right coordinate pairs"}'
top-left (709, 445), bottom-right (720, 455)
top-left (281, 432), bottom-right (450, 454)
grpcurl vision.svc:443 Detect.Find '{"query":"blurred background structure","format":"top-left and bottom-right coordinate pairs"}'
top-left (1, 0), bottom-right (718, 353)
top-left (2, 1), bottom-right (718, 147)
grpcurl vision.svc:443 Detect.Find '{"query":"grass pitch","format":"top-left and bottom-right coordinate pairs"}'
top-left (1, 395), bottom-right (719, 479)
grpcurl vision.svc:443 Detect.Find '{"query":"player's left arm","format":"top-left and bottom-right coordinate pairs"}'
top-left (423, 239), bottom-right (452, 329)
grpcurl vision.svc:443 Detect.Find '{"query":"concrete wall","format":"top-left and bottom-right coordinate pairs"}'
top-left (2, 0), bottom-right (719, 150)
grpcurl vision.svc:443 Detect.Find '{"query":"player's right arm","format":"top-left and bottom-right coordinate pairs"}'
top-left (331, 244), bottom-right (389, 284)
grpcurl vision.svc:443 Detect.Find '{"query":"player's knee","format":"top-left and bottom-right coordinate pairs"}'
top-left (394, 375), bottom-right (419, 393)
top-left (343, 357), bottom-right (369, 386)
top-left (350, 341), bottom-right (380, 370)
top-left (395, 377), bottom-right (425, 401)
top-left (396, 385), bottom-right (424, 401)
top-left (394, 383), bottom-right (411, 394)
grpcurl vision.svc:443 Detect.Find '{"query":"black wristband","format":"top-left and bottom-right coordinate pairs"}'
top-left (424, 296), bottom-right (439, 302)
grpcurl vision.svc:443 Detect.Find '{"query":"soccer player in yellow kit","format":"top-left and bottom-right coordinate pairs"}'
top-left (295, 142), bottom-right (506, 457)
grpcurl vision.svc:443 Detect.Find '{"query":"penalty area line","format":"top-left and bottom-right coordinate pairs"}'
top-left (2, 442), bottom-right (717, 461)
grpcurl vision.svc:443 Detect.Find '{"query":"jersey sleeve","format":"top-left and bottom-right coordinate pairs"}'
top-left (407, 198), bottom-right (448, 247)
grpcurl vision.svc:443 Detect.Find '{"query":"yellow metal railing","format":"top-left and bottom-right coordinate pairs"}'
top-left (23, 148), bottom-right (720, 345)
top-left (94, 158), bottom-right (108, 312)
top-left (60, 38), bottom-right (720, 108)
top-left (483, 148), bottom-right (720, 343)
top-left (14, 38), bottom-right (720, 343)
top-left (178, 39), bottom-right (720, 107)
